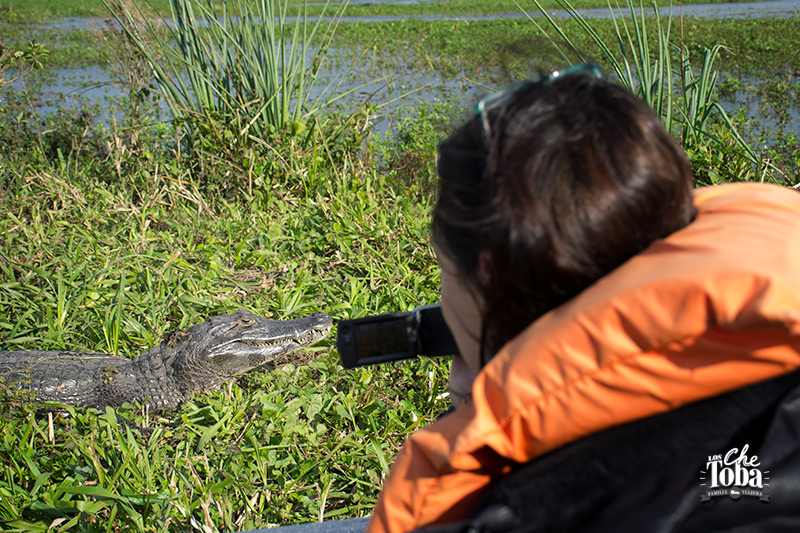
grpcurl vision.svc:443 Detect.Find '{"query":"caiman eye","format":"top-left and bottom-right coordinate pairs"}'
top-left (237, 318), bottom-right (255, 327)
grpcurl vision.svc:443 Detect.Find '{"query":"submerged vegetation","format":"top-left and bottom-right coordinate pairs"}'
top-left (0, 0), bottom-right (799, 529)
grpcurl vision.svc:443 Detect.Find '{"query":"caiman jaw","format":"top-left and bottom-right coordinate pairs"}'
top-left (239, 323), bottom-right (332, 349)
top-left (204, 311), bottom-right (334, 377)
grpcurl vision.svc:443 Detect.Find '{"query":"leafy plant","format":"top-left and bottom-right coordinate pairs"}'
top-left (0, 40), bottom-right (49, 91)
top-left (382, 100), bottom-right (460, 196)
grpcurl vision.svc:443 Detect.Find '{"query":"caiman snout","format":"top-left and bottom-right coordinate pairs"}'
top-left (308, 312), bottom-right (334, 330)
top-left (195, 309), bottom-right (336, 380)
top-left (295, 312), bottom-right (333, 346)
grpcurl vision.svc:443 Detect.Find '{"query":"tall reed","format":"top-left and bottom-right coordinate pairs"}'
top-left (104, 0), bottom-right (350, 144)
top-left (520, 0), bottom-right (776, 183)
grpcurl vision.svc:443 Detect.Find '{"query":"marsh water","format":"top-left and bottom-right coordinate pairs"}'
top-left (31, 0), bottom-right (800, 27)
top-left (7, 0), bottom-right (800, 139)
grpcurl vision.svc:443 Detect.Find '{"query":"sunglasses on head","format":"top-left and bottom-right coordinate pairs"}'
top-left (473, 63), bottom-right (604, 142)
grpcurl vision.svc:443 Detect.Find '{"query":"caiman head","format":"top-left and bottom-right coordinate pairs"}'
top-left (170, 308), bottom-right (333, 388)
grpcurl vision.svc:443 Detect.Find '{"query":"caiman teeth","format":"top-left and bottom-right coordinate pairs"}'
top-left (242, 326), bottom-right (330, 348)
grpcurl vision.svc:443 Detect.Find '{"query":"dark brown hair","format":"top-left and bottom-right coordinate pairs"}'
top-left (433, 71), bottom-right (696, 361)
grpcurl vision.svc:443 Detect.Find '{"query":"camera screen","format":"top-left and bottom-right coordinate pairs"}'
top-left (353, 318), bottom-right (411, 362)
top-left (336, 311), bottom-right (418, 368)
top-left (337, 305), bottom-right (457, 368)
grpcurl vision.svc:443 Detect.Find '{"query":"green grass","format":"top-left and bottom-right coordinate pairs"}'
top-left (0, 109), bottom-right (451, 528)
top-left (0, 349), bottom-right (450, 530)
top-left (333, 17), bottom-right (800, 76)
top-left (0, 0), bottom-right (171, 22)
top-left (303, 0), bottom-right (769, 18)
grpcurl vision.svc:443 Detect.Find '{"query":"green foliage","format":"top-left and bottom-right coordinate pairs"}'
top-left (0, 354), bottom-right (449, 530)
top-left (0, 0), bottom-right (172, 22)
top-left (0, 88), bottom-right (111, 178)
top-left (0, 123), bottom-right (447, 528)
top-left (0, 41), bottom-right (49, 90)
top-left (334, 16), bottom-right (800, 79)
top-left (380, 100), bottom-right (461, 196)
top-left (764, 132), bottom-right (800, 181)
top-left (677, 18), bottom-right (800, 73)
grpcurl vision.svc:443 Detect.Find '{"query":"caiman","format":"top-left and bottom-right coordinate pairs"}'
top-left (0, 308), bottom-right (333, 412)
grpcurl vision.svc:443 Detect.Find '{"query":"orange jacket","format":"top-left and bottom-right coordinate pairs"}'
top-left (368, 183), bottom-right (800, 533)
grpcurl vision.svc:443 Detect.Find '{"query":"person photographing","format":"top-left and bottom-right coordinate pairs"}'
top-left (369, 66), bottom-right (800, 532)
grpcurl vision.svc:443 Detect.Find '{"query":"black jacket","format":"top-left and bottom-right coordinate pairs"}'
top-left (419, 371), bottom-right (800, 533)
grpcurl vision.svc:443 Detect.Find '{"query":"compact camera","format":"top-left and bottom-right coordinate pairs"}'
top-left (336, 304), bottom-right (459, 368)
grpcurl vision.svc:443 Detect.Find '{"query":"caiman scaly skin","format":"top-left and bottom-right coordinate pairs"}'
top-left (0, 309), bottom-right (333, 412)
